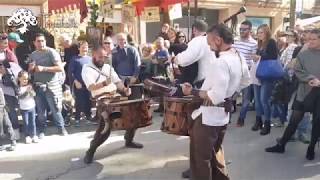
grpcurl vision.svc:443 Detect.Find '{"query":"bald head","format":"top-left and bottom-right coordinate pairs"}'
top-left (117, 33), bottom-right (127, 48)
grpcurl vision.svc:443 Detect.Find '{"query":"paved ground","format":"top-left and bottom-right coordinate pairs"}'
top-left (0, 111), bottom-right (320, 180)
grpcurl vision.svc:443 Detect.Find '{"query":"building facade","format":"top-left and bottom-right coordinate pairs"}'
top-left (0, 0), bottom-right (47, 32)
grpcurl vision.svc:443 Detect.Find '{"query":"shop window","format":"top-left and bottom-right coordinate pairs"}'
top-left (246, 16), bottom-right (272, 33)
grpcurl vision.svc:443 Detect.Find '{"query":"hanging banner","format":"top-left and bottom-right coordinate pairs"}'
top-left (142, 6), bottom-right (160, 22)
top-left (101, 0), bottom-right (114, 18)
top-left (122, 4), bottom-right (135, 24)
top-left (168, 3), bottom-right (182, 20)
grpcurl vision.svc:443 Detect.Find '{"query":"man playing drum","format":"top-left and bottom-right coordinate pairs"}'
top-left (182, 24), bottom-right (250, 180)
top-left (82, 45), bottom-right (143, 164)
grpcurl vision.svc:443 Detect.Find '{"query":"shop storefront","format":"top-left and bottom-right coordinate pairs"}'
top-left (0, 0), bottom-right (46, 32)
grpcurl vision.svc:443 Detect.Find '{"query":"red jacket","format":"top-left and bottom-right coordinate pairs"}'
top-left (3, 48), bottom-right (18, 64)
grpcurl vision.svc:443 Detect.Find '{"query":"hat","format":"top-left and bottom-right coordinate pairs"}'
top-left (8, 32), bottom-right (24, 43)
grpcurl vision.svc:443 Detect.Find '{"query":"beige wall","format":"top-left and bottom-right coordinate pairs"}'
top-left (197, 0), bottom-right (289, 35)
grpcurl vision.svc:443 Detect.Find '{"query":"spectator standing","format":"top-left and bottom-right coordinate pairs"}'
top-left (112, 33), bottom-right (140, 84)
top-left (102, 37), bottom-right (114, 64)
top-left (8, 32), bottom-right (24, 53)
top-left (169, 31), bottom-right (188, 56)
top-left (17, 71), bottom-right (38, 144)
top-left (158, 23), bottom-right (170, 40)
top-left (266, 29), bottom-right (320, 161)
top-left (152, 37), bottom-right (170, 77)
top-left (59, 34), bottom-right (79, 85)
top-left (139, 44), bottom-right (154, 81)
top-left (252, 24), bottom-right (279, 135)
top-left (68, 41), bottom-right (92, 126)
top-left (167, 27), bottom-right (177, 44)
top-left (0, 33), bottom-right (18, 64)
top-left (29, 33), bottom-right (68, 137)
top-left (0, 33), bottom-right (22, 140)
top-left (280, 31), bottom-right (299, 67)
top-left (233, 20), bottom-right (258, 127)
top-left (0, 87), bottom-right (16, 151)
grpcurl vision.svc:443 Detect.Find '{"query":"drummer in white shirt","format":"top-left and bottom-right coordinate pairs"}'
top-left (173, 19), bottom-right (214, 88)
top-left (82, 45), bottom-right (143, 164)
top-left (182, 24), bottom-right (250, 180)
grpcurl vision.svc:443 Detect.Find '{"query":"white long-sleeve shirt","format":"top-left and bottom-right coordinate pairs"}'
top-left (191, 48), bottom-right (251, 126)
top-left (176, 35), bottom-right (215, 82)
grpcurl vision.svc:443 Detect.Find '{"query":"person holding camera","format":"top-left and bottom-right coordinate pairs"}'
top-left (0, 33), bottom-right (18, 64)
top-left (0, 33), bottom-right (22, 141)
top-left (0, 87), bottom-right (16, 151)
top-left (29, 33), bottom-right (68, 138)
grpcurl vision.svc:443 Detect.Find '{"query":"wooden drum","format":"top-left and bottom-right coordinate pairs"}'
top-left (161, 97), bottom-right (202, 136)
top-left (97, 99), bottom-right (152, 131)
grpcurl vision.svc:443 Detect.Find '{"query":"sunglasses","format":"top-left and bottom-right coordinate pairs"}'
top-left (239, 28), bottom-right (250, 32)
top-left (103, 42), bottom-right (111, 45)
top-left (0, 35), bottom-right (8, 40)
top-left (179, 36), bottom-right (185, 38)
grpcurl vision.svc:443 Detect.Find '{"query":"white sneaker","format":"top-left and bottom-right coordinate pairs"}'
top-left (32, 136), bottom-right (39, 143)
top-left (25, 136), bottom-right (32, 144)
top-left (38, 133), bottom-right (45, 140)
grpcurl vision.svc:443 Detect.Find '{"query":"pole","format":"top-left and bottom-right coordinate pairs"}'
top-left (194, 0), bottom-right (198, 20)
top-left (289, 0), bottom-right (296, 29)
top-left (187, 1), bottom-right (191, 41)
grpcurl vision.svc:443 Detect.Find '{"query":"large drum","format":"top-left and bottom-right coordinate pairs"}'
top-left (161, 97), bottom-right (202, 136)
top-left (97, 99), bottom-right (152, 131)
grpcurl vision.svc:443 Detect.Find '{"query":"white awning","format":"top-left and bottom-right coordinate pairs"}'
top-left (296, 16), bottom-right (320, 27)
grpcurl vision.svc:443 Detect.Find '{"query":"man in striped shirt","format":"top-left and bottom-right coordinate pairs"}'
top-left (29, 33), bottom-right (68, 137)
top-left (233, 20), bottom-right (258, 127)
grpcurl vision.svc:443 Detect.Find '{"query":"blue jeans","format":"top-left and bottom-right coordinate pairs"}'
top-left (74, 88), bottom-right (91, 120)
top-left (21, 108), bottom-right (36, 137)
top-left (272, 103), bottom-right (287, 123)
top-left (4, 95), bottom-right (19, 129)
top-left (253, 85), bottom-right (263, 117)
top-left (35, 87), bottom-right (65, 133)
top-left (260, 80), bottom-right (275, 122)
top-left (239, 85), bottom-right (252, 120)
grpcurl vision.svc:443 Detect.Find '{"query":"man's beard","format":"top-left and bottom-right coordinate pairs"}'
top-left (93, 59), bottom-right (104, 68)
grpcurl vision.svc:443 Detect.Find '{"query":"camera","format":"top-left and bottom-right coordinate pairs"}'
top-left (0, 59), bottom-right (20, 96)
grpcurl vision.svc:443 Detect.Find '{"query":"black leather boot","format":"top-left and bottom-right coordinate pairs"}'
top-left (260, 121), bottom-right (271, 135)
top-left (84, 150), bottom-right (95, 164)
top-left (306, 146), bottom-right (315, 160)
top-left (251, 116), bottom-right (263, 131)
top-left (265, 143), bottom-right (285, 153)
top-left (181, 168), bottom-right (191, 179)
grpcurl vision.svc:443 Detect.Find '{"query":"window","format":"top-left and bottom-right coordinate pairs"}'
top-left (0, 16), bottom-right (9, 33)
top-left (246, 16), bottom-right (272, 33)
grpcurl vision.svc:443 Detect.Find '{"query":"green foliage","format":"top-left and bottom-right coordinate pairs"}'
top-left (89, 2), bottom-right (99, 27)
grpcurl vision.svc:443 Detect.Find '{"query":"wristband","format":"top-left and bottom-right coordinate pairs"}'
top-left (191, 89), bottom-right (200, 97)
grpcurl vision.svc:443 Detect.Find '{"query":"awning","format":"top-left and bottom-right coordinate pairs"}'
top-left (296, 16), bottom-right (320, 27)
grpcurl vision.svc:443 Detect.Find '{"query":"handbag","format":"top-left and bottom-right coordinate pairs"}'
top-left (256, 59), bottom-right (285, 80)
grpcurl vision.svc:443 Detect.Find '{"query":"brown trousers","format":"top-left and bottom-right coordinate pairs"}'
top-left (190, 116), bottom-right (229, 180)
top-left (86, 118), bottom-right (136, 155)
